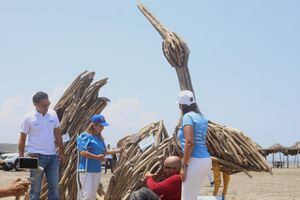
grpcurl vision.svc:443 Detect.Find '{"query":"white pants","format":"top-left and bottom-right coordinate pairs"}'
top-left (78, 172), bottom-right (101, 200)
top-left (182, 157), bottom-right (212, 200)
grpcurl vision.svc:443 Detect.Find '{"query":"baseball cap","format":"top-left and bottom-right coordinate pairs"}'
top-left (177, 90), bottom-right (196, 106)
top-left (90, 114), bottom-right (109, 126)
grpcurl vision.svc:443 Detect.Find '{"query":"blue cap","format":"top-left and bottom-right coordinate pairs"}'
top-left (90, 114), bottom-right (109, 126)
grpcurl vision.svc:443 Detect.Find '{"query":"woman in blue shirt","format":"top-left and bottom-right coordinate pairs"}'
top-left (177, 90), bottom-right (211, 200)
top-left (77, 114), bottom-right (120, 200)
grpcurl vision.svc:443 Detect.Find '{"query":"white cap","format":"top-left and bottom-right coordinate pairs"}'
top-left (177, 90), bottom-right (196, 106)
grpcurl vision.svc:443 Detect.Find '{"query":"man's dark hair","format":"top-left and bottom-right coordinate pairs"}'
top-left (32, 91), bottom-right (48, 104)
top-left (181, 103), bottom-right (201, 115)
top-left (129, 187), bottom-right (160, 200)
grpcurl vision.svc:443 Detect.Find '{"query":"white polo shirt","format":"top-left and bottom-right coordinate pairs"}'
top-left (20, 109), bottom-right (60, 155)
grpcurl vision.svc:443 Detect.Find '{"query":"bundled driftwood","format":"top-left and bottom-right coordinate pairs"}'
top-left (105, 121), bottom-right (181, 200)
top-left (207, 122), bottom-right (271, 176)
top-left (137, 2), bottom-right (272, 176)
top-left (40, 71), bottom-right (108, 200)
top-left (105, 120), bottom-right (271, 199)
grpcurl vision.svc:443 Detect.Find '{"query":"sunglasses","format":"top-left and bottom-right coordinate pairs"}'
top-left (95, 124), bottom-right (104, 127)
top-left (163, 166), bottom-right (177, 170)
top-left (39, 103), bottom-right (51, 108)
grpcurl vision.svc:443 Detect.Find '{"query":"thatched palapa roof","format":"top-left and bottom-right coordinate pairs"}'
top-left (262, 142), bottom-right (300, 156)
top-left (286, 141), bottom-right (300, 155)
top-left (263, 143), bottom-right (286, 155)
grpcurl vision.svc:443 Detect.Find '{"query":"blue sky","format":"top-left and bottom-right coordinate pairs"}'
top-left (0, 0), bottom-right (299, 149)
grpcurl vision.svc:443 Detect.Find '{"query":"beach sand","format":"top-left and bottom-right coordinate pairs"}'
top-left (0, 168), bottom-right (299, 200)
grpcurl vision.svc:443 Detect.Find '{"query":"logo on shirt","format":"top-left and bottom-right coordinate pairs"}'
top-left (49, 120), bottom-right (55, 123)
top-left (33, 122), bottom-right (39, 126)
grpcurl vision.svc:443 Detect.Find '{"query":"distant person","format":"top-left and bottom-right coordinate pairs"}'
top-left (111, 153), bottom-right (118, 171)
top-left (18, 91), bottom-right (66, 200)
top-left (0, 178), bottom-right (30, 198)
top-left (145, 156), bottom-right (182, 200)
top-left (105, 144), bottom-right (114, 173)
top-left (177, 90), bottom-right (211, 200)
top-left (77, 114), bottom-right (122, 200)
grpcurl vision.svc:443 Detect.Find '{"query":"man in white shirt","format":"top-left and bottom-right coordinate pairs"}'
top-left (18, 91), bottom-right (66, 200)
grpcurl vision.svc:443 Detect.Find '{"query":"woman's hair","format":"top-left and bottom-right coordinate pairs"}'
top-left (85, 123), bottom-right (104, 141)
top-left (85, 123), bottom-right (96, 134)
top-left (180, 103), bottom-right (201, 115)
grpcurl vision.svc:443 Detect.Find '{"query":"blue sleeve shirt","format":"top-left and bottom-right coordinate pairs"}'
top-left (177, 112), bottom-right (210, 158)
top-left (77, 132), bottom-right (106, 173)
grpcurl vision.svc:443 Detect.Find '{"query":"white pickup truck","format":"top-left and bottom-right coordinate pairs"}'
top-left (0, 153), bottom-right (20, 171)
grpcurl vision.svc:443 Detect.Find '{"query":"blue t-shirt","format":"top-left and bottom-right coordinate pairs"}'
top-left (178, 111), bottom-right (210, 158)
top-left (77, 132), bottom-right (106, 173)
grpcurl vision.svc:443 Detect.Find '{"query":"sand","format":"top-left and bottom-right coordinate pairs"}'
top-left (0, 168), bottom-right (299, 200)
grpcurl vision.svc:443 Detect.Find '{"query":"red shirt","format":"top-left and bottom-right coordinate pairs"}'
top-left (146, 174), bottom-right (181, 200)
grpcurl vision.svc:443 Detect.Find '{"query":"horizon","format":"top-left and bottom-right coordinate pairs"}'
top-left (0, 1), bottom-right (299, 148)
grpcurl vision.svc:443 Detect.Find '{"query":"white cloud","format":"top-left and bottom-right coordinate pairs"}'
top-left (49, 84), bottom-right (67, 108)
top-left (0, 91), bottom-right (162, 146)
top-left (0, 95), bottom-right (24, 120)
top-left (0, 94), bottom-right (28, 144)
top-left (0, 85), bottom-right (66, 144)
top-left (102, 98), bottom-right (161, 146)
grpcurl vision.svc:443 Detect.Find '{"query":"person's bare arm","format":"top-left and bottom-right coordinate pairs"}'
top-left (180, 125), bottom-right (194, 181)
top-left (54, 128), bottom-right (66, 163)
top-left (18, 133), bottom-right (27, 158)
top-left (182, 125), bottom-right (194, 166)
top-left (54, 128), bottom-right (64, 154)
top-left (80, 151), bottom-right (105, 161)
top-left (105, 149), bottom-right (122, 155)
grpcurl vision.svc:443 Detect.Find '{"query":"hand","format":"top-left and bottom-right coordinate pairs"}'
top-left (155, 168), bottom-right (165, 180)
top-left (97, 154), bottom-right (105, 161)
top-left (145, 172), bottom-right (157, 178)
top-left (59, 153), bottom-right (66, 165)
top-left (19, 152), bottom-right (24, 158)
top-left (8, 178), bottom-right (30, 196)
top-left (180, 167), bottom-right (188, 182)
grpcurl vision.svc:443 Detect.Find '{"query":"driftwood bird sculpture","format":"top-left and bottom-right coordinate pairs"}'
top-left (137, 2), bottom-right (272, 198)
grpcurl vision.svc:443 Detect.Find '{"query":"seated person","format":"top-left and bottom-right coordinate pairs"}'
top-left (145, 156), bottom-right (182, 200)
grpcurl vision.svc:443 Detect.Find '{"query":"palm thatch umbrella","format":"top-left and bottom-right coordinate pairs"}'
top-left (286, 141), bottom-right (300, 168)
top-left (263, 143), bottom-right (286, 155)
top-left (287, 141), bottom-right (300, 155)
top-left (263, 143), bottom-right (287, 168)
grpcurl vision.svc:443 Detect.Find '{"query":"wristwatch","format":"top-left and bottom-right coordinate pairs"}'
top-left (182, 163), bottom-right (188, 168)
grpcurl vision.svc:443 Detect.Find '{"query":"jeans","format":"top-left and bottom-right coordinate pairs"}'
top-left (30, 154), bottom-right (59, 200)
